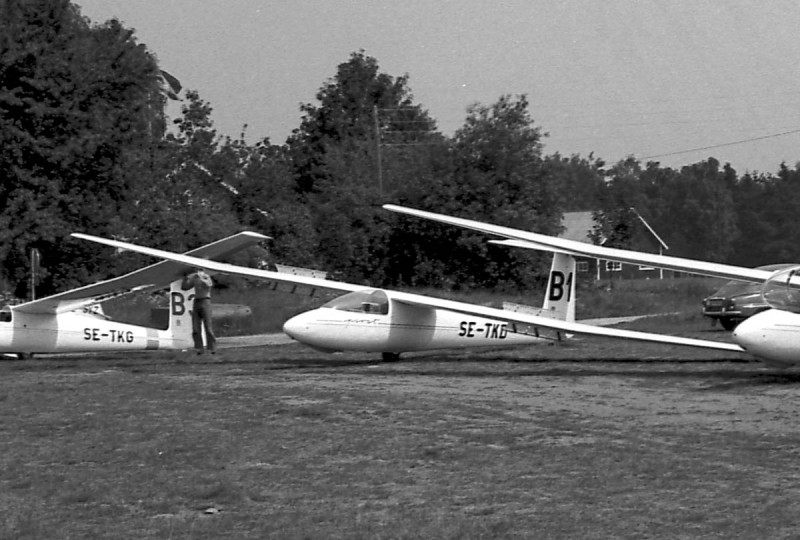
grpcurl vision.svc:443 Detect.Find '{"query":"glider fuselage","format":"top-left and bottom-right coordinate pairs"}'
top-left (0, 310), bottom-right (170, 354)
top-left (282, 294), bottom-right (561, 353)
top-left (0, 287), bottom-right (195, 355)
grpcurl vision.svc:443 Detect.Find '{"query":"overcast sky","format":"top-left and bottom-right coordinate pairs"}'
top-left (76, 0), bottom-right (800, 173)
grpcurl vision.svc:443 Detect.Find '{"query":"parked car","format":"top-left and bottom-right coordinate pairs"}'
top-left (702, 264), bottom-right (797, 330)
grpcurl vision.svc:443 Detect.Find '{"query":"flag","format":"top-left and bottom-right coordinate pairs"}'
top-left (159, 69), bottom-right (182, 100)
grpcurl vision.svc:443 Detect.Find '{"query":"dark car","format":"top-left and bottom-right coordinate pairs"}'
top-left (702, 264), bottom-right (797, 330)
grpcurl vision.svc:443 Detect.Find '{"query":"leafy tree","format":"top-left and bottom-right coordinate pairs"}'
top-left (590, 165), bottom-right (637, 250)
top-left (592, 159), bottom-right (669, 251)
top-left (130, 90), bottom-right (243, 253)
top-left (545, 153), bottom-right (607, 212)
top-left (595, 157), bottom-right (738, 262)
top-left (0, 0), bottom-right (164, 294)
top-left (663, 159), bottom-right (738, 262)
top-left (755, 164), bottom-right (800, 264)
top-left (224, 137), bottom-right (319, 268)
top-left (285, 51), bottom-right (438, 282)
top-left (389, 95), bottom-right (560, 290)
top-left (288, 50), bottom-right (432, 194)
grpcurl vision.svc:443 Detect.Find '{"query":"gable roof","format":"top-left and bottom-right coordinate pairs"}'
top-left (560, 212), bottom-right (596, 243)
top-left (559, 209), bottom-right (669, 252)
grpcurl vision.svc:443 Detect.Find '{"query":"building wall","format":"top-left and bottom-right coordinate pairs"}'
top-left (563, 211), bottom-right (672, 281)
top-left (575, 257), bottom-right (683, 281)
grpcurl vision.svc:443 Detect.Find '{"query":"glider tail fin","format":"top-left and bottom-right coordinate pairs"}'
top-left (541, 252), bottom-right (577, 322)
top-left (167, 278), bottom-right (194, 348)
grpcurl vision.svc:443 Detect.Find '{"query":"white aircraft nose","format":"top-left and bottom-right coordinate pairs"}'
top-left (282, 312), bottom-right (309, 341)
top-left (282, 309), bottom-right (342, 353)
top-left (732, 309), bottom-right (800, 366)
top-left (731, 315), bottom-right (762, 353)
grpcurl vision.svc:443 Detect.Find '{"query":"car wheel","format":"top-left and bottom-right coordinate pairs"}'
top-left (719, 318), bottom-right (738, 331)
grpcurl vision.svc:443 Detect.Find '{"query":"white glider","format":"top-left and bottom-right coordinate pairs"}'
top-left (73, 232), bottom-right (745, 361)
top-left (0, 232), bottom-right (267, 357)
top-left (383, 204), bottom-right (800, 366)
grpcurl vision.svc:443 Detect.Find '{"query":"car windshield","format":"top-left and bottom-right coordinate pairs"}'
top-left (712, 281), bottom-right (761, 297)
top-left (711, 264), bottom-right (798, 298)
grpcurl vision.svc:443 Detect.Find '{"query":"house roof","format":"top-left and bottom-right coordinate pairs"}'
top-left (560, 212), bottom-right (596, 243)
top-left (559, 209), bottom-right (669, 251)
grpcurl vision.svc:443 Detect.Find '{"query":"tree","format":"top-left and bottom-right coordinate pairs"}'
top-left (545, 153), bottom-right (607, 212)
top-left (285, 51), bottom-right (438, 282)
top-left (592, 158), bottom-right (652, 249)
top-left (224, 137), bottom-right (319, 268)
top-left (0, 0), bottom-right (164, 293)
top-left (756, 164), bottom-right (800, 264)
top-left (130, 90), bottom-right (243, 254)
top-left (389, 95), bottom-right (561, 290)
top-left (288, 50), bottom-right (432, 195)
top-left (595, 157), bottom-right (739, 262)
top-left (666, 159), bottom-right (738, 262)
top-left (728, 172), bottom-right (774, 266)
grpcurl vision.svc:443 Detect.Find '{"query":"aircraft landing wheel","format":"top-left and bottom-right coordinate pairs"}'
top-left (381, 352), bottom-right (401, 362)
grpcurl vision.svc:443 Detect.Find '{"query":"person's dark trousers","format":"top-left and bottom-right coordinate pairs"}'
top-left (192, 298), bottom-right (217, 353)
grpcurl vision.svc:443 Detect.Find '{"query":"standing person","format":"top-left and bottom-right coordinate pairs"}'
top-left (181, 268), bottom-right (217, 354)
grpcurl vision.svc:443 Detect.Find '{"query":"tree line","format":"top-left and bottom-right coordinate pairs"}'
top-left (2, 0), bottom-right (799, 299)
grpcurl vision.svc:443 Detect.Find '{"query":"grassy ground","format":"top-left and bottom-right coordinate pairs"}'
top-left (4, 277), bottom-right (771, 539)
top-left (3, 318), bottom-right (799, 539)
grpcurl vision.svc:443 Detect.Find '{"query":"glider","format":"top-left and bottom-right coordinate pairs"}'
top-left (383, 204), bottom-right (800, 367)
top-left (72, 232), bottom-right (745, 361)
top-left (0, 232), bottom-right (267, 357)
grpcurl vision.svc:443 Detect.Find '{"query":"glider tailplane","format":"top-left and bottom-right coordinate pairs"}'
top-left (167, 278), bottom-right (194, 348)
top-left (542, 252), bottom-right (577, 322)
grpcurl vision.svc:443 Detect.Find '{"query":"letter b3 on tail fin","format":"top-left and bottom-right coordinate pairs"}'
top-left (166, 278), bottom-right (194, 349)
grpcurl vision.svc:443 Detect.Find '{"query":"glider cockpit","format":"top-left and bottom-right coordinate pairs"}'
top-left (762, 265), bottom-right (800, 314)
top-left (322, 289), bottom-right (390, 315)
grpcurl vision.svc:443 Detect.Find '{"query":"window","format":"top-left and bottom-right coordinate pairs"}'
top-left (605, 261), bottom-right (622, 272)
top-left (576, 261), bottom-right (589, 273)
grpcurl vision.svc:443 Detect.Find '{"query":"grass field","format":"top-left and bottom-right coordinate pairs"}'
top-left (7, 276), bottom-right (794, 539)
top-left (3, 314), bottom-right (800, 539)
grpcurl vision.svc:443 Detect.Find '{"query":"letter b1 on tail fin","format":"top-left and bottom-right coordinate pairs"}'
top-left (542, 252), bottom-right (576, 322)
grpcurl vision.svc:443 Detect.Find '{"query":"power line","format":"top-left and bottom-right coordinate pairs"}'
top-left (640, 128), bottom-right (800, 161)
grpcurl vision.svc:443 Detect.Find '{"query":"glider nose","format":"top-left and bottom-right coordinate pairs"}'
top-left (282, 312), bottom-right (310, 342)
top-left (732, 309), bottom-right (800, 367)
top-left (732, 315), bottom-right (762, 353)
top-left (282, 309), bottom-right (340, 353)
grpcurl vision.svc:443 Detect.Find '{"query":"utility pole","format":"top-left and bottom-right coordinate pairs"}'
top-left (29, 248), bottom-right (39, 301)
top-left (374, 105), bottom-right (383, 196)
top-left (374, 106), bottom-right (437, 198)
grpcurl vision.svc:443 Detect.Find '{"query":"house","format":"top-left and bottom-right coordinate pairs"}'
top-left (560, 210), bottom-right (673, 280)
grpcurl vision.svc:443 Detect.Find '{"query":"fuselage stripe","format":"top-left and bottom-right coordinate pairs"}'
top-left (146, 328), bottom-right (160, 350)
